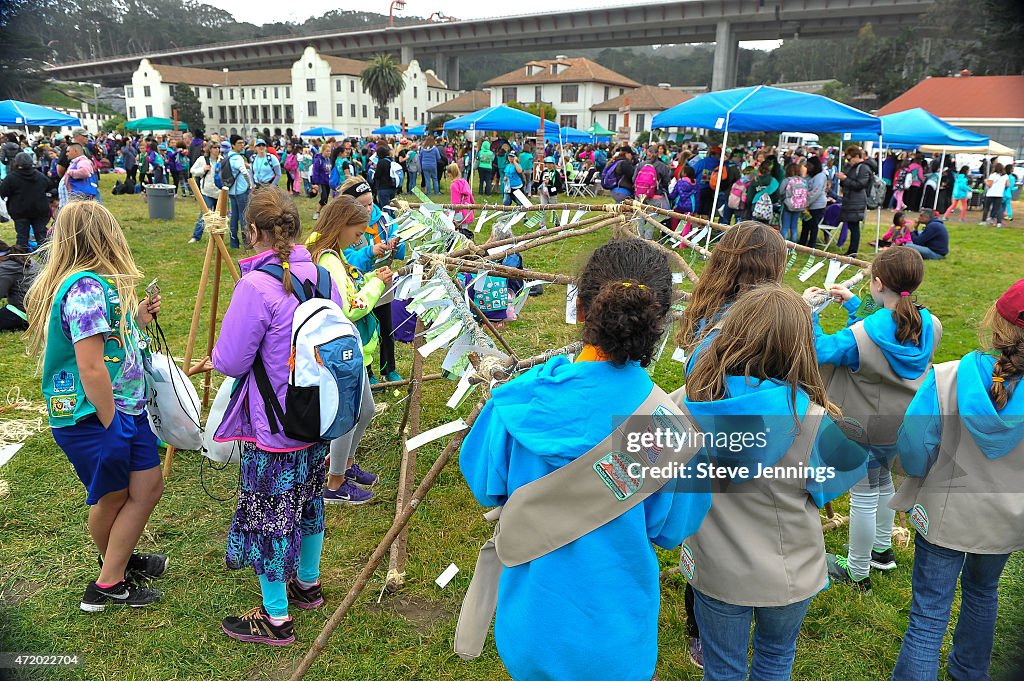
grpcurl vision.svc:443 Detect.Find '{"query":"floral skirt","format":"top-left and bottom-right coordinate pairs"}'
top-left (225, 441), bottom-right (327, 582)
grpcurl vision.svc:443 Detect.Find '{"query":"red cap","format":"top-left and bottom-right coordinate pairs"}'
top-left (996, 278), bottom-right (1024, 328)
top-left (710, 146), bottom-right (722, 155)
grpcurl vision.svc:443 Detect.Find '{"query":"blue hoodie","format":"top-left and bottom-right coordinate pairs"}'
top-left (343, 203), bottom-right (407, 273)
top-left (683, 376), bottom-right (867, 507)
top-left (460, 356), bottom-right (711, 681)
top-left (898, 351), bottom-right (1024, 476)
top-left (812, 295), bottom-right (937, 379)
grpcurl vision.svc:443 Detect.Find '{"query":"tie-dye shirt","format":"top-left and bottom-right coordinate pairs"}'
top-left (60, 277), bottom-right (147, 414)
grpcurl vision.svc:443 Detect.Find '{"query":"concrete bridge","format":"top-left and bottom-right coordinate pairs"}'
top-left (44, 0), bottom-right (933, 91)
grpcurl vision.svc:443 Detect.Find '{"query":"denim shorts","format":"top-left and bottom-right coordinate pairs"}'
top-left (52, 411), bottom-right (160, 505)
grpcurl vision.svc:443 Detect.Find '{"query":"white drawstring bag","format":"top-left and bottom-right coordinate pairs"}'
top-left (146, 352), bottom-right (203, 450)
top-left (203, 377), bottom-right (240, 464)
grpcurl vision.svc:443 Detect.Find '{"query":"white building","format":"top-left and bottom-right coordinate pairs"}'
top-left (590, 84), bottom-right (701, 141)
top-left (50, 105), bottom-right (117, 136)
top-left (482, 56), bottom-right (640, 130)
top-left (124, 47), bottom-right (462, 138)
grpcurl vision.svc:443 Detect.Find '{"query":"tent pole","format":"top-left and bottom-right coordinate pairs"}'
top-left (933, 147), bottom-right (946, 211)
top-left (875, 134), bottom-right (883, 253)
top-left (709, 126), bottom-right (729, 250)
top-left (469, 125), bottom-right (476, 187)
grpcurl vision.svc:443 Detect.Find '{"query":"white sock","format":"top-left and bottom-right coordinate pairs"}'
top-left (296, 578), bottom-right (318, 589)
top-left (266, 613), bottom-right (291, 625)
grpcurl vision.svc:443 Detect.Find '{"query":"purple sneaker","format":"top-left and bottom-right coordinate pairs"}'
top-left (346, 463), bottom-right (378, 488)
top-left (324, 480), bottom-right (373, 505)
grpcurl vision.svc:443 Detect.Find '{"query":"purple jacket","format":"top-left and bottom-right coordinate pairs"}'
top-left (311, 154), bottom-right (331, 186)
top-left (213, 245), bottom-right (344, 452)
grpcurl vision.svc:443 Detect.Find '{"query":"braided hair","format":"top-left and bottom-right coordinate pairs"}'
top-left (980, 305), bottom-right (1024, 410)
top-left (245, 187), bottom-right (302, 294)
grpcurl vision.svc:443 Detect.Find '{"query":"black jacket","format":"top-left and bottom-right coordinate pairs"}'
top-left (839, 158), bottom-right (876, 223)
top-left (0, 255), bottom-right (39, 310)
top-left (0, 166), bottom-right (52, 218)
top-left (374, 156), bottom-right (396, 191)
top-left (0, 141), bottom-right (20, 168)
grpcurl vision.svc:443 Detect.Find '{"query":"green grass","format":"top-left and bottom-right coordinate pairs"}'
top-left (1, 177), bottom-right (1022, 680)
top-left (32, 82), bottom-right (118, 116)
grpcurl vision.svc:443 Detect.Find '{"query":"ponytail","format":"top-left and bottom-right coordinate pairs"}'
top-left (892, 292), bottom-right (923, 345)
top-left (872, 246), bottom-right (925, 345)
top-left (246, 187), bottom-right (301, 294)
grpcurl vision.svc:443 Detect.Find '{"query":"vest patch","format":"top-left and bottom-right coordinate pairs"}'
top-left (52, 370), bottom-right (75, 393)
top-left (651, 404), bottom-right (689, 465)
top-left (680, 543), bottom-right (695, 580)
top-left (49, 395), bottom-right (77, 418)
top-left (910, 503), bottom-right (929, 535)
top-left (593, 451), bottom-right (642, 501)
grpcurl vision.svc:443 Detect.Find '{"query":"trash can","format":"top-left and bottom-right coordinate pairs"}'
top-left (146, 184), bottom-right (176, 220)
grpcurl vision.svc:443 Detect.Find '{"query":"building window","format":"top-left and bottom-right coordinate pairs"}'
top-left (350, 104), bottom-right (356, 117)
top-left (219, 106), bottom-right (227, 122)
top-left (251, 105), bottom-right (258, 122)
top-left (262, 88), bottom-right (268, 98)
top-left (219, 90), bottom-right (224, 101)
top-left (534, 86), bottom-right (542, 102)
top-left (414, 107), bottom-right (417, 119)
top-left (262, 105), bottom-right (270, 121)
top-left (229, 106), bottom-right (237, 123)
top-left (207, 88), bottom-right (212, 98)
top-left (229, 89), bottom-right (234, 100)
top-left (501, 87), bottom-right (516, 104)
top-left (336, 79), bottom-right (341, 92)
top-left (394, 107), bottom-right (399, 120)
top-left (560, 85), bottom-right (578, 103)
top-left (143, 85), bottom-right (151, 97)
top-left (350, 80), bottom-right (355, 93)
top-left (128, 106), bottom-right (136, 119)
top-left (145, 104), bottom-right (153, 117)
top-left (413, 86), bottom-right (418, 98)
top-left (635, 113), bottom-right (646, 132)
top-left (337, 103), bottom-right (344, 117)
top-left (608, 114), bottom-right (617, 130)
top-left (208, 107), bottom-right (213, 119)
top-left (285, 87), bottom-right (290, 98)
top-left (619, 88), bottom-right (625, 96)
top-left (307, 101), bottom-right (317, 116)
top-left (273, 105), bottom-right (281, 123)
top-left (251, 88), bottom-right (256, 99)
top-left (559, 114), bottom-right (577, 128)
top-left (306, 78), bottom-right (316, 92)
top-left (274, 87), bottom-right (279, 98)
top-left (362, 105), bottom-right (368, 117)
top-left (194, 87), bottom-right (200, 96)
top-left (603, 86), bottom-right (609, 101)
top-left (362, 83), bottom-right (367, 94)
top-left (126, 86), bottom-right (134, 98)
top-left (284, 105), bottom-right (293, 123)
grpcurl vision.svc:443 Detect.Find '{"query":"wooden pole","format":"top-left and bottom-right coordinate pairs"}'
top-left (370, 373), bottom-right (444, 392)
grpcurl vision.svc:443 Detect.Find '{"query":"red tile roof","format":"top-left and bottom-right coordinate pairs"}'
top-left (877, 75), bottom-right (1024, 119)
top-left (591, 85), bottom-right (695, 111)
top-left (483, 57), bottom-right (639, 89)
top-left (427, 90), bottom-right (490, 115)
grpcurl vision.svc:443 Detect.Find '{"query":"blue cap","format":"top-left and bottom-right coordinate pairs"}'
top-left (157, 143), bottom-right (167, 150)
top-left (544, 156), bottom-right (555, 163)
top-left (220, 141), bottom-right (231, 153)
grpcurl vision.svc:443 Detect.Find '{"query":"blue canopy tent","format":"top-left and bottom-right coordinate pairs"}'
top-left (407, 124), bottom-right (427, 137)
top-left (444, 105), bottom-right (560, 182)
top-left (652, 85), bottom-right (882, 249)
top-left (545, 126), bottom-right (591, 144)
top-left (372, 125), bottom-right (403, 135)
top-left (0, 100), bottom-right (81, 129)
top-left (300, 127), bottom-right (344, 137)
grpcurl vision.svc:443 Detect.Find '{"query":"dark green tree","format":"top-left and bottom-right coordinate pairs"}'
top-left (426, 114), bottom-right (453, 132)
top-left (171, 83), bottom-right (204, 131)
top-left (361, 54), bottom-right (405, 128)
top-left (508, 101), bottom-right (557, 121)
top-left (0, 0), bottom-right (46, 100)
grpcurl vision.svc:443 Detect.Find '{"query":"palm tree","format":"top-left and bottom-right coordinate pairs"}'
top-left (361, 54), bottom-right (405, 129)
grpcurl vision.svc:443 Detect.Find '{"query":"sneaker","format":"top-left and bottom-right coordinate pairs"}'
top-left (286, 580), bottom-right (325, 610)
top-left (312, 211), bottom-right (320, 221)
top-left (98, 552), bottom-right (169, 581)
top-left (826, 553), bottom-right (871, 591)
top-left (80, 580), bottom-right (163, 612)
top-left (384, 370), bottom-right (403, 383)
top-left (870, 548), bottom-right (898, 571)
top-left (222, 606), bottom-right (294, 646)
top-left (368, 374), bottom-right (380, 385)
top-left (346, 463), bottom-right (378, 487)
top-left (323, 480), bottom-right (373, 505)
top-left (687, 637), bottom-right (704, 669)
top-left (188, 237), bottom-right (199, 243)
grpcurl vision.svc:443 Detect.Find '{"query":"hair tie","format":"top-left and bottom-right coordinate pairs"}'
top-left (621, 282), bottom-right (648, 291)
top-left (282, 262), bottom-right (290, 270)
top-left (899, 291), bottom-right (911, 296)
top-left (991, 376), bottom-right (1005, 384)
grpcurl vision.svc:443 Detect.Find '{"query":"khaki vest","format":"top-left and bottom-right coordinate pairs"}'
top-left (679, 403), bottom-right (829, 607)
top-left (889, 361), bottom-right (1024, 554)
top-left (454, 385), bottom-right (701, 660)
top-left (822, 316), bottom-right (942, 447)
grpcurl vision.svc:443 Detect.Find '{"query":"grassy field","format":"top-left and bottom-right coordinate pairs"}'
top-left (1, 175), bottom-right (1022, 680)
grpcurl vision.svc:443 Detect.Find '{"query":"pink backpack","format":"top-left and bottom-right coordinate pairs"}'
top-left (728, 175), bottom-right (751, 210)
top-left (634, 164), bottom-right (659, 199)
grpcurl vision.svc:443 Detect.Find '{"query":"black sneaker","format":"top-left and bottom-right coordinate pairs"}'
top-left (286, 580), bottom-right (325, 610)
top-left (98, 552), bottom-right (169, 581)
top-left (870, 548), bottom-right (898, 571)
top-left (826, 554), bottom-right (871, 591)
top-left (80, 580), bottom-right (163, 612)
top-left (222, 606), bottom-right (295, 646)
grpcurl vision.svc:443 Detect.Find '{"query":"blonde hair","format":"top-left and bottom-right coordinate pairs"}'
top-left (446, 162), bottom-right (460, 179)
top-left (686, 284), bottom-right (841, 428)
top-left (308, 196), bottom-right (370, 262)
top-left (979, 305), bottom-right (1024, 410)
top-left (338, 175), bottom-right (370, 195)
top-left (26, 200), bottom-right (141, 359)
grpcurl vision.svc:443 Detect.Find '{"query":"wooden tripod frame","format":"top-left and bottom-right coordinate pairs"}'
top-left (161, 179), bottom-right (240, 480)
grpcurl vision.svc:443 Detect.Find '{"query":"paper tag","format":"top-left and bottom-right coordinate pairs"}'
top-left (0, 443), bottom-right (23, 469)
top-left (474, 210), bottom-right (489, 233)
top-left (824, 260), bottom-right (849, 288)
top-left (689, 226), bottom-right (709, 245)
top-left (672, 272), bottom-right (684, 285)
top-left (512, 189), bottom-right (532, 207)
top-left (508, 212), bottom-right (527, 227)
top-left (560, 210), bottom-right (569, 226)
top-left (412, 187), bottom-right (432, 203)
top-left (405, 419), bottom-right (470, 452)
top-left (419, 321), bottom-right (464, 358)
top-left (798, 261), bottom-right (826, 282)
top-left (671, 346), bottom-right (687, 363)
top-left (435, 563), bottom-right (460, 588)
top-left (441, 332), bottom-right (474, 373)
top-left (571, 210), bottom-right (586, 224)
top-left (487, 243), bottom-right (515, 256)
top-left (446, 373), bottom-right (474, 409)
top-left (565, 284), bottom-right (579, 325)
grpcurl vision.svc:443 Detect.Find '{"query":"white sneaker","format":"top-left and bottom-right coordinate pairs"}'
top-left (187, 238), bottom-right (198, 243)
top-left (313, 211), bottom-right (320, 221)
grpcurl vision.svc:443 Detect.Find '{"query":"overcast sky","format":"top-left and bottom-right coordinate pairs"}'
top-left (203, 0), bottom-right (781, 49)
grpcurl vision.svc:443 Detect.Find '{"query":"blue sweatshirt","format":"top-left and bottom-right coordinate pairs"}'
top-left (343, 204), bottom-right (408, 273)
top-left (684, 376), bottom-right (867, 507)
top-left (910, 218), bottom-right (949, 256)
top-left (460, 356), bottom-right (711, 681)
top-left (898, 351), bottom-right (1024, 477)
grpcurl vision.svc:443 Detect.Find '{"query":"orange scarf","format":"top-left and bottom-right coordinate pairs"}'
top-left (575, 344), bottom-right (610, 363)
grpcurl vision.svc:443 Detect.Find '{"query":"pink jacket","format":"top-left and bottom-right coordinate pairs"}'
top-left (450, 177), bottom-right (475, 226)
top-left (882, 221), bottom-right (913, 245)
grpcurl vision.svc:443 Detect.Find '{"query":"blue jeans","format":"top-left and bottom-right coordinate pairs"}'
top-left (228, 191), bottom-right (250, 249)
top-left (906, 243), bottom-right (945, 260)
top-left (192, 194), bottom-right (218, 241)
top-left (406, 171), bottom-right (418, 193)
top-left (719, 204), bottom-right (738, 225)
top-left (377, 188), bottom-right (396, 209)
top-left (423, 168), bottom-right (439, 195)
top-left (693, 589), bottom-right (812, 681)
top-left (780, 209), bottom-right (801, 243)
top-left (892, 533), bottom-right (1010, 681)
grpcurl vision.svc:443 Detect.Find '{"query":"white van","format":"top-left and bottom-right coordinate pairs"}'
top-left (778, 132), bottom-right (820, 151)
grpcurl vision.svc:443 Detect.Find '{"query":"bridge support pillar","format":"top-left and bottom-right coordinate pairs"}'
top-left (433, 54), bottom-right (448, 86)
top-left (712, 21), bottom-right (739, 91)
top-left (445, 55), bottom-right (460, 90)
top-left (401, 45), bottom-right (415, 65)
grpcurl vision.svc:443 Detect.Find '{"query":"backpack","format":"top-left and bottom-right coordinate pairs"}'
top-left (600, 160), bottom-right (622, 190)
top-left (728, 176), bottom-right (751, 210)
top-left (709, 165), bottom-right (724, 190)
top-left (213, 160), bottom-right (224, 189)
top-left (784, 177), bottom-right (809, 211)
top-left (595, 149), bottom-right (608, 167)
top-left (865, 166), bottom-right (887, 210)
top-left (752, 191), bottom-right (774, 222)
top-left (329, 161), bottom-right (342, 189)
top-left (220, 152), bottom-right (237, 189)
top-left (390, 158), bottom-right (404, 188)
top-left (252, 264), bottom-right (365, 443)
top-left (634, 164), bottom-right (659, 199)
top-left (473, 275), bottom-right (510, 313)
top-left (895, 167), bottom-right (909, 190)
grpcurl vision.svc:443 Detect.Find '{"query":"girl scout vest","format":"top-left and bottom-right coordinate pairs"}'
top-left (822, 315), bottom-right (942, 447)
top-left (454, 385), bottom-right (701, 660)
top-left (680, 403), bottom-right (829, 607)
top-left (889, 361), bottom-right (1024, 554)
top-left (41, 273), bottom-right (135, 427)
